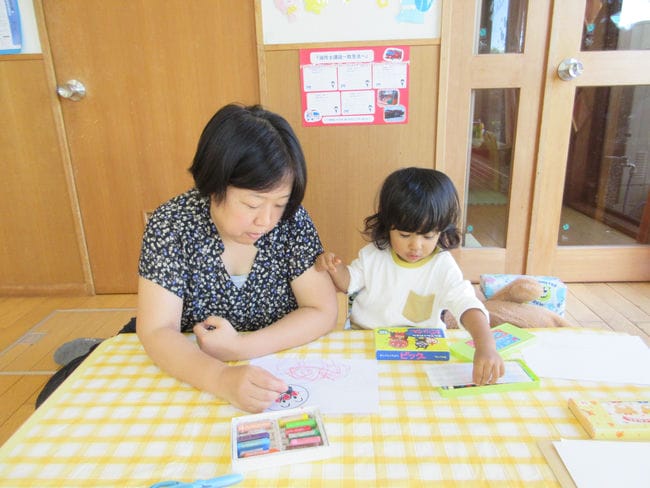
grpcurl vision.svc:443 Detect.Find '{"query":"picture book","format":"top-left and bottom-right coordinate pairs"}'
top-left (568, 399), bottom-right (650, 440)
top-left (425, 359), bottom-right (540, 398)
top-left (450, 322), bottom-right (536, 361)
top-left (374, 327), bottom-right (449, 361)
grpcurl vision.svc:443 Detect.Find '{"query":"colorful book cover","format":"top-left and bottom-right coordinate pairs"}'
top-left (568, 399), bottom-right (650, 440)
top-left (374, 327), bottom-right (449, 361)
top-left (450, 322), bottom-right (536, 361)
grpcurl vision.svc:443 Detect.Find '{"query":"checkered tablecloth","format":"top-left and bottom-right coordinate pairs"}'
top-left (0, 329), bottom-right (648, 487)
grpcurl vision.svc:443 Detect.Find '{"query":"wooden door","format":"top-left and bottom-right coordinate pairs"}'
top-left (439, 0), bottom-right (649, 282)
top-left (528, 0), bottom-right (650, 281)
top-left (41, 0), bottom-right (259, 293)
top-left (438, 1), bottom-right (551, 281)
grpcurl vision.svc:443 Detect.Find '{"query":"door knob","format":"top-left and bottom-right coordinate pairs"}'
top-left (56, 79), bottom-right (86, 101)
top-left (557, 58), bottom-right (584, 81)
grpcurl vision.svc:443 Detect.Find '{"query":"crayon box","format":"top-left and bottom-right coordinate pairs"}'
top-left (374, 327), bottom-right (450, 361)
top-left (231, 406), bottom-right (333, 472)
top-left (568, 399), bottom-right (650, 440)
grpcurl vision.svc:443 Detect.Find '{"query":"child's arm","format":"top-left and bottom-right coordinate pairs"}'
top-left (315, 251), bottom-right (351, 293)
top-left (460, 308), bottom-right (505, 385)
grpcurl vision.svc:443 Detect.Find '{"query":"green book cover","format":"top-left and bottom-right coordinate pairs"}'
top-left (450, 322), bottom-right (536, 361)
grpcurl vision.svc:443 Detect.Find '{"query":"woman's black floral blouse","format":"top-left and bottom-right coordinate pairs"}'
top-left (138, 188), bottom-right (323, 332)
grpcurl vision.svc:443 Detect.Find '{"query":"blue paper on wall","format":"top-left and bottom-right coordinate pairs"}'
top-left (0, 0), bottom-right (22, 54)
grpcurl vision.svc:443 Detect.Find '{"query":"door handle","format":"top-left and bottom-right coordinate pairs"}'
top-left (557, 58), bottom-right (584, 81)
top-left (56, 79), bottom-right (86, 101)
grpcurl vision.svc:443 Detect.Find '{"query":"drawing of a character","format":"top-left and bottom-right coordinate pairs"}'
top-left (276, 386), bottom-right (299, 406)
top-left (270, 384), bottom-right (309, 410)
top-left (274, 0), bottom-right (300, 22)
top-left (389, 331), bottom-right (408, 348)
top-left (538, 284), bottom-right (552, 303)
top-left (614, 404), bottom-right (637, 415)
top-left (414, 337), bottom-right (429, 349)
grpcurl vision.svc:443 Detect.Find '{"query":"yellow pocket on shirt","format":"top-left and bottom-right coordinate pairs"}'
top-left (402, 290), bottom-right (435, 323)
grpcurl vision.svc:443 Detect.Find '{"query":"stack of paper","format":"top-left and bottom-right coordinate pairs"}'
top-left (541, 439), bottom-right (650, 487)
top-left (521, 331), bottom-right (650, 385)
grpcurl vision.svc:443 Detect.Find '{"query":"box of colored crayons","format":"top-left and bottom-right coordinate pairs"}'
top-left (231, 406), bottom-right (333, 472)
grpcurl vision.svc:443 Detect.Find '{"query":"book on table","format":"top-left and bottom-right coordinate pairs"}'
top-left (450, 322), bottom-right (536, 361)
top-left (374, 326), bottom-right (449, 361)
top-left (568, 399), bottom-right (650, 440)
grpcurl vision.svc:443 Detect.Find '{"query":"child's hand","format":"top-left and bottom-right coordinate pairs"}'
top-left (472, 346), bottom-right (505, 385)
top-left (315, 252), bottom-right (342, 273)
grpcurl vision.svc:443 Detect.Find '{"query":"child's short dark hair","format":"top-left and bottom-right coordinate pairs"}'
top-left (189, 103), bottom-right (307, 219)
top-left (364, 167), bottom-right (461, 250)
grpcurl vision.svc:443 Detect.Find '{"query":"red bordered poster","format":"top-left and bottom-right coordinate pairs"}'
top-left (299, 46), bottom-right (410, 127)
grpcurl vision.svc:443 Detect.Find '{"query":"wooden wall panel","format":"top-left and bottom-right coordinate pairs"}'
top-left (42, 0), bottom-right (260, 292)
top-left (0, 58), bottom-right (88, 294)
top-left (262, 43), bottom-right (439, 264)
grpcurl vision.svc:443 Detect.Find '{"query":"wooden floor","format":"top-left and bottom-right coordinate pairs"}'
top-left (1, 284), bottom-right (649, 447)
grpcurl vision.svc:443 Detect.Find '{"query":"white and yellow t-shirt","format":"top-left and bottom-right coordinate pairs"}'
top-left (347, 243), bottom-right (488, 329)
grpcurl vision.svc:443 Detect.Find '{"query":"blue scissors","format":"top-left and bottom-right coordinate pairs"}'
top-left (149, 472), bottom-right (244, 488)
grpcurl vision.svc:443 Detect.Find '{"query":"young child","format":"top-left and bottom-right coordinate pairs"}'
top-left (317, 167), bottom-right (504, 385)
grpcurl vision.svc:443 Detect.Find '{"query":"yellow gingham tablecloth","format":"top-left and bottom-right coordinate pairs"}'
top-left (0, 329), bottom-right (648, 487)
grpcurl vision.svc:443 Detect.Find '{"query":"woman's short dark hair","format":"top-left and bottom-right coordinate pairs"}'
top-left (189, 103), bottom-right (307, 219)
top-left (363, 167), bottom-right (461, 250)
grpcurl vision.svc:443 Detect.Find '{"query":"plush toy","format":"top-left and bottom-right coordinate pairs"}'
top-left (445, 277), bottom-right (573, 329)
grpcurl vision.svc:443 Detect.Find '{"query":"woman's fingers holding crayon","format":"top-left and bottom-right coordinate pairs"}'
top-left (216, 364), bottom-right (287, 413)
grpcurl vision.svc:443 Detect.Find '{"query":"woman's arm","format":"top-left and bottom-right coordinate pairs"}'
top-left (196, 265), bottom-right (338, 361)
top-left (136, 277), bottom-right (287, 412)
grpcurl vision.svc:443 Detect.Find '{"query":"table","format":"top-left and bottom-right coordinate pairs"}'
top-left (0, 329), bottom-right (648, 487)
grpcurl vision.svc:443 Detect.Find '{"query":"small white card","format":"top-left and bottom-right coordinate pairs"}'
top-left (425, 361), bottom-right (534, 387)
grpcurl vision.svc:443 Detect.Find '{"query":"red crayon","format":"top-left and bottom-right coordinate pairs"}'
top-left (287, 435), bottom-right (322, 449)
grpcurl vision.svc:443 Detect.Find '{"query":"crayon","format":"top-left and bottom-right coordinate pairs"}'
top-left (287, 435), bottom-right (322, 449)
top-left (237, 420), bottom-right (273, 434)
top-left (287, 429), bottom-right (320, 440)
top-left (278, 413), bottom-right (309, 427)
top-left (283, 418), bottom-right (316, 430)
top-left (237, 437), bottom-right (271, 457)
top-left (240, 447), bottom-right (280, 458)
top-left (237, 431), bottom-right (270, 443)
top-left (284, 425), bottom-right (314, 435)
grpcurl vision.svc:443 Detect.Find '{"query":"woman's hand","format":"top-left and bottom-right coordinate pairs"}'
top-left (194, 316), bottom-right (245, 361)
top-left (215, 363), bottom-right (288, 413)
top-left (472, 346), bottom-right (505, 385)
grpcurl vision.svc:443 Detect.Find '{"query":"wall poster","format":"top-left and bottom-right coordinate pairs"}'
top-left (0, 0), bottom-right (21, 54)
top-left (300, 45), bottom-right (410, 127)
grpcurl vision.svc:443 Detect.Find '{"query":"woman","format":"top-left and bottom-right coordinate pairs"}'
top-left (137, 104), bottom-right (338, 412)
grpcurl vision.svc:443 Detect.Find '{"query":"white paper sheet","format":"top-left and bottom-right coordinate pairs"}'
top-left (521, 331), bottom-right (650, 385)
top-left (552, 439), bottom-right (650, 487)
top-left (424, 360), bottom-right (534, 387)
top-left (250, 356), bottom-right (380, 414)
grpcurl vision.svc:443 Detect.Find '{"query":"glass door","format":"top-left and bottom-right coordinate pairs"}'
top-left (529, 0), bottom-right (650, 280)
top-left (438, 0), bottom-right (551, 280)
